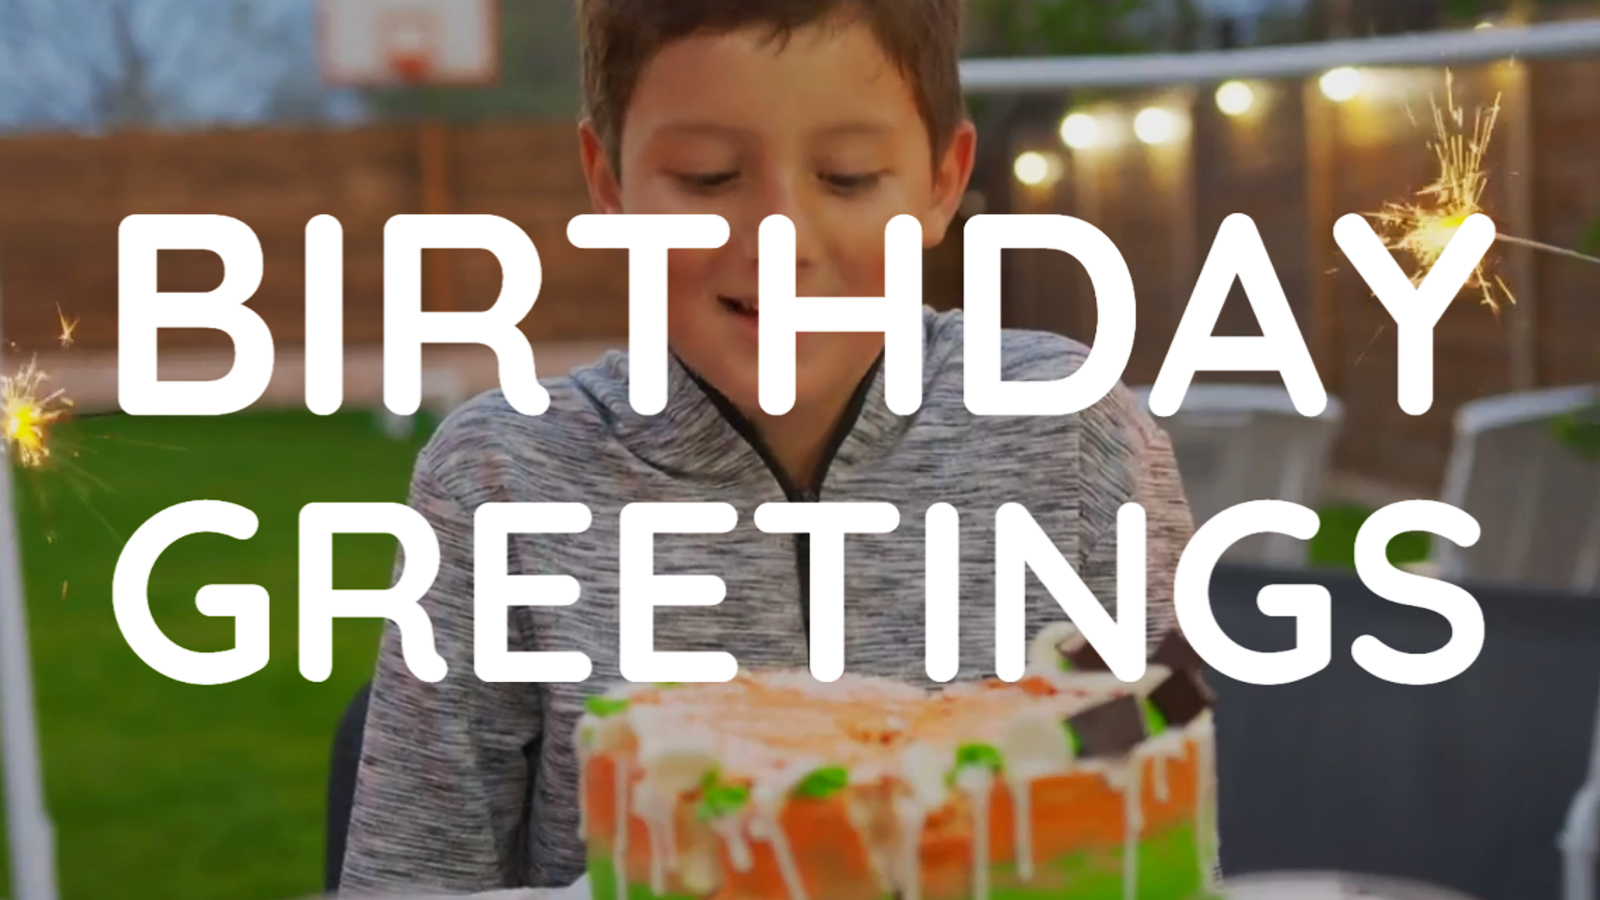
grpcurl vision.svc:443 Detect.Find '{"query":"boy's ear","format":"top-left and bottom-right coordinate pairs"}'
top-left (921, 120), bottom-right (979, 248)
top-left (578, 119), bottom-right (624, 214)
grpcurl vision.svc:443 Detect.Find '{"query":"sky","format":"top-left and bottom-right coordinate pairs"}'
top-left (0, 0), bottom-right (368, 134)
top-left (0, 0), bottom-right (1322, 135)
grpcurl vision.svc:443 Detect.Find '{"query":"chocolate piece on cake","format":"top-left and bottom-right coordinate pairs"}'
top-left (1066, 695), bottom-right (1146, 758)
top-left (1151, 629), bottom-right (1204, 673)
top-left (1147, 669), bottom-right (1214, 727)
top-left (1054, 624), bottom-right (1111, 671)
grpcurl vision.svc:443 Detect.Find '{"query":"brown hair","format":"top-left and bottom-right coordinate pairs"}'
top-left (578, 0), bottom-right (966, 175)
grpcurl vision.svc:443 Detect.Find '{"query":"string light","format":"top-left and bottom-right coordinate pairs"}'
top-left (1059, 113), bottom-right (1100, 150)
top-left (1216, 81), bottom-right (1255, 117)
top-left (1134, 107), bottom-right (1177, 145)
top-left (1013, 151), bottom-right (1055, 186)
top-left (1320, 67), bottom-right (1362, 102)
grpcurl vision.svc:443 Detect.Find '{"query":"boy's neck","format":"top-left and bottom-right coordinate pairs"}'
top-left (747, 400), bottom-right (847, 494)
top-left (680, 354), bottom-right (882, 496)
top-left (760, 352), bottom-right (886, 494)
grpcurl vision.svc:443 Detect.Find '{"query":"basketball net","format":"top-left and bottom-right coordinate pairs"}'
top-left (389, 51), bottom-right (432, 85)
top-left (381, 14), bottom-right (438, 86)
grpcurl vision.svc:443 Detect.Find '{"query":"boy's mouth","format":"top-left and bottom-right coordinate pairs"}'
top-left (719, 295), bottom-right (759, 320)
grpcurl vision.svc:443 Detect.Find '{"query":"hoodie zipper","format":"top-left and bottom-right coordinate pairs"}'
top-left (681, 356), bottom-right (884, 652)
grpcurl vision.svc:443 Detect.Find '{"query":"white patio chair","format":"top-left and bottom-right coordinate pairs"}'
top-left (1434, 383), bottom-right (1600, 595)
top-left (1132, 384), bottom-right (1345, 567)
top-left (1438, 386), bottom-right (1600, 900)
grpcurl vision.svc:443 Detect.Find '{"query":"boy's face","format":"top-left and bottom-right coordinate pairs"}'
top-left (580, 19), bottom-right (976, 418)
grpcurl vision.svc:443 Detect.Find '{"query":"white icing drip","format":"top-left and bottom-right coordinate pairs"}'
top-left (613, 758), bottom-right (630, 900)
top-left (666, 810), bottom-right (680, 872)
top-left (577, 746), bottom-right (589, 838)
top-left (1029, 621), bottom-right (1082, 674)
top-left (1121, 758), bottom-right (1143, 900)
top-left (901, 745), bottom-right (951, 811)
top-left (1013, 777), bottom-right (1034, 881)
top-left (846, 797), bottom-right (892, 893)
top-left (714, 817), bottom-right (754, 873)
top-left (994, 709), bottom-right (1073, 885)
top-left (647, 821), bottom-right (665, 893)
top-left (632, 782), bottom-right (680, 896)
top-left (956, 767), bottom-right (994, 900)
top-left (1193, 714), bottom-right (1217, 890)
top-left (751, 814), bottom-right (811, 900)
top-left (1135, 724), bottom-right (1190, 808)
top-left (893, 794), bottom-right (927, 900)
top-left (679, 841), bottom-right (721, 895)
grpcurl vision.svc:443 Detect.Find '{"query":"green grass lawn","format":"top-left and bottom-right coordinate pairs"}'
top-left (0, 409), bottom-right (1423, 899)
top-left (3, 411), bottom-right (433, 900)
top-left (1309, 503), bottom-right (1432, 570)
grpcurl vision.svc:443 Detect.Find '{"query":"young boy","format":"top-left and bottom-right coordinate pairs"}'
top-left (338, 0), bottom-right (1194, 894)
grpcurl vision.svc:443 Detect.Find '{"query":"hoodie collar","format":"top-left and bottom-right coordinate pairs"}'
top-left (573, 346), bottom-right (912, 494)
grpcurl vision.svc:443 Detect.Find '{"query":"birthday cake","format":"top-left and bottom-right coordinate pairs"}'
top-left (575, 624), bottom-right (1219, 900)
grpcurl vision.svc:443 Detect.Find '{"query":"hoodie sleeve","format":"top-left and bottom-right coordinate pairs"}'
top-left (1076, 381), bottom-right (1194, 654)
top-left (339, 457), bottom-right (542, 895)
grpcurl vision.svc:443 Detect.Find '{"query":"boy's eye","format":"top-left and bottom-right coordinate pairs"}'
top-left (675, 171), bottom-right (739, 191)
top-left (822, 171), bottom-right (886, 194)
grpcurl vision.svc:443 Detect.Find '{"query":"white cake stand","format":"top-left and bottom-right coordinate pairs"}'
top-left (294, 872), bottom-right (1486, 900)
top-left (1561, 684), bottom-right (1600, 900)
top-left (1224, 872), bottom-right (1486, 900)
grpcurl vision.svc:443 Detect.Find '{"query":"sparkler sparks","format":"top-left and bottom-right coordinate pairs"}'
top-left (1, 359), bottom-right (72, 469)
top-left (1370, 71), bottom-right (1512, 312)
top-left (56, 305), bottom-right (78, 349)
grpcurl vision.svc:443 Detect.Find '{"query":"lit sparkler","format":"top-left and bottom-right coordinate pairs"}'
top-left (1, 359), bottom-right (72, 469)
top-left (1371, 71), bottom-right (1511, 311)
top-left (56, 305), bottom-right (78, 349)
top-left (1370, 71), bottom-right (1600, 312)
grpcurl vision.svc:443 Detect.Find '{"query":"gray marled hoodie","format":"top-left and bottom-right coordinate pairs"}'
top-left (339, 307), bottom-right (1194, 896)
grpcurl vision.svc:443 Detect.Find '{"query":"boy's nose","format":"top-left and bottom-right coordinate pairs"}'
top-left (735, 177), bottom-right (820, 278)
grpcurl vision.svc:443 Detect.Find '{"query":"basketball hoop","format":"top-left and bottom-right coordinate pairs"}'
top-left (318, 0), bottom-right (498, 88)
top-left (381, 11), bottom-right (438, 86)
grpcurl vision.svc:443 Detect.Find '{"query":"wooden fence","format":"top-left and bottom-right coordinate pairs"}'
top-left (0, 119), bottom-right (965, 354)
top-left (1, 58), bottom-right (1597, 489)
top-left (996, 56), bottom-right (1600, 489)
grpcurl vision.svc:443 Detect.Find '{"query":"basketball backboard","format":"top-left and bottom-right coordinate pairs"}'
top-left (318, 0), bottom-right (499, 87)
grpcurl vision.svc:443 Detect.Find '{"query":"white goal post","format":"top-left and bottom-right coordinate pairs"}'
top-left (0, 272), bottom-right (58, 900)
top-left (958, 17), bottom-right (1600, 91)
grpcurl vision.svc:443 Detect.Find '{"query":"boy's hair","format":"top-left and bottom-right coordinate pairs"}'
top-left (578, 0), bottom-right (966, 175)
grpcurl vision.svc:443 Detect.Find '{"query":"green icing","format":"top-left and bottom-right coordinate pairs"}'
top-left (1141, 698), bottom-right (1168, 737)
top-left (583, 821), bottom-right (1216, 900)
top-left (979, 822), bottom-right (1214, 900)
top-left (955, 742), bottom-right (1005, 774)
top-left (586, 854), bottom-right (703, 900)
top-left (585, 696), bottom-right (630, 718)
top-left (793, 765), bottom-right (850, 800)
top-left (695, 771), bottom-right (749, 821)
top-left (1063, 721), bottom-right (1083, 758)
